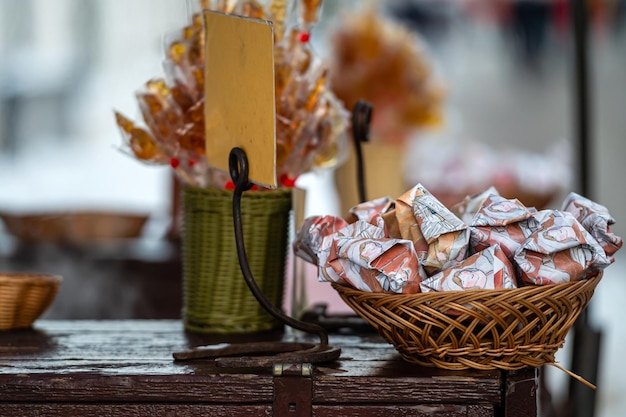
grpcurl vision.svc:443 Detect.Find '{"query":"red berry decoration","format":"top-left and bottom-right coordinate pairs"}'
top-left (298, 31), bottom-right (310, 43)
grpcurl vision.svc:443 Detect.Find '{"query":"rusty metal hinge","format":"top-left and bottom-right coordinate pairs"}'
top-left (273, 363), bottom-right (313, 417)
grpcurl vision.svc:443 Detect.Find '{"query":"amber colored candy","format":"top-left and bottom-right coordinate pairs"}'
top-left (185, 99), bottom-right (204, 124)
top-left (176, 123), bottom-right (205, 155)
top-left (235, 1), bottom-right (266, 20)
top-left (305, 68), bottom-right (326, 112)
top-left (129, 127), bottom-right (162, 161)
top-left (115, 111), bottom-right (163, 161)
top-left (300, 0), bottom-right (323, 26)
top-left (115, 111), bottom-right (135, 134)
top-left (170, 83), bottom-right (195, 111)
top-left (269, 0), bottom-right (287, 41)
top-left (168, 42), bottom-right (186, 64)
top-left (146, 79), bottom-right (170, 97)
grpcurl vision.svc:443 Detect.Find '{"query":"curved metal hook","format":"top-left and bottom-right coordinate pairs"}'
top-left (228, 147), bottom-right (330, 346)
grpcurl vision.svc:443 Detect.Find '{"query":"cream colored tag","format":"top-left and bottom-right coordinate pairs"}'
top-left (204, 10), bottom-right (277, 188)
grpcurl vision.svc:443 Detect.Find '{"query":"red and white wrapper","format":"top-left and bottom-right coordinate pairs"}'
top-left (348, 196), bottom-right (393, 223)
top-left (561, 192), bottom-right (623, 262)
top-left (408, 184), bottom-right (470, 275)
top-left (293, 215), bottom-right (349, 265)
top-left (513, 210), bottom-right (611, 285)
top-left (452, 186), bottom-right (500, 225)
top-left (294, 214), bottom-right (426, 293)
top-left (324, 219), bottom-right (425, 293)
top-left (421, 244), bottom-right (517, 292)
top-left (468, 194), bottom-right (539, 260)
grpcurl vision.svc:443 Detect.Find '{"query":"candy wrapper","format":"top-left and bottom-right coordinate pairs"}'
top-left (464, 192), bottom-right (540, 261)
top-left (514, 210), bottom-right (611, 285)
top-left (408, 184), bottom-right (470, 275)
top-left (562, 192), bottom-right (623, 262)
top-left (292, 214), bottom-right (348, 265)
top-left (421, 244), bottom-right (517, 292)
top-left (293, 214), bottom-right (425, 293)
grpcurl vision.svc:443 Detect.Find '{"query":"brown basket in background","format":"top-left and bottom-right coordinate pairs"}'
top-left (0, 273), bottom-right (62, 330)
top-left (333, 273), bottom-right (602, 371)
top-left (0, 211), bottom-right (148, 244)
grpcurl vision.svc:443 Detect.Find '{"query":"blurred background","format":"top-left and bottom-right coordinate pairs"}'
top-left (0, 1), bottom-right (625, 416)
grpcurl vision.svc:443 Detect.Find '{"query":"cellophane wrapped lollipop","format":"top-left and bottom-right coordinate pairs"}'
top-left (114, 0), bottom-right (349, 189)
top-left (327, 6), bottom-right (445, 146)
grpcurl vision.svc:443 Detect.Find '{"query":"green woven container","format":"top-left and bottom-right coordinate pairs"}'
top-left (182, 186), bottom-right (292, 334)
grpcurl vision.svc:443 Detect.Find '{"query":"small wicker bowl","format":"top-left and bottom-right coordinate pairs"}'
top-left (332, 272), bottom-right (602, 371)
top-left (0, 273), bottom-right (62, 331)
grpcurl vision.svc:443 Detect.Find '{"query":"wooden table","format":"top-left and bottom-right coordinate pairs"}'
top-left (0, 320), bottom-right (538, 416)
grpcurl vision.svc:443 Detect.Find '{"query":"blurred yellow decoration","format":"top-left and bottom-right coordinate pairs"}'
top-left (329, 7), bottom-right (445, 147)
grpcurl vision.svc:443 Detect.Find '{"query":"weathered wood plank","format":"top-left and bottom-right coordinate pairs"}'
top-left (0, 403), bottom-right (272, 417)
top-left (0, 373), bottom-right (273, 402)
top-left (312, 404), bottom-right (478, 417)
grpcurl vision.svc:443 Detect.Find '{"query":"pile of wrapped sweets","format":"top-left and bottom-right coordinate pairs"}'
top-left (293, 184), bottom-right (622, 294)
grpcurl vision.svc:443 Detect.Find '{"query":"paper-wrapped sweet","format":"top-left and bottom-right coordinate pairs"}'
top-left (293, 215), bottom-right (349, 265)
top-left (513, 210), bottom-right (611, 285)
top-left (380, 187), bottom-right (429, 261)
top-left (345, 184), bottom-right (471, 275)
top-left (421, 244), bottom-right (517, 292)
top-left (465, 192), bottom-right (540, 261)
top-left (347, 196), bottom-right (393, 223)
top-left (294, 214), bottom-right (425, 293)
top-left (408, 184), bottom-right (470, 275)
top-left (562, 192), bottom-right (623, 262)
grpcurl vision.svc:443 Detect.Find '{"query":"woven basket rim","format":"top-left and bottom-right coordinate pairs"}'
top-left (0, 273), bottom-right (63, 286)
top-left (331, 272), bottom-right (602, 299)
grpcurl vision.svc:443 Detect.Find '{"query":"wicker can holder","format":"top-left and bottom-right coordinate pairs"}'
top-left (182, 186), bottom-right (292, 334)
top-left (333, 273), bottom-right (602, 371)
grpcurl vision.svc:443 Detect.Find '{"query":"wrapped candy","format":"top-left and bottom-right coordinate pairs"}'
top-left (409, 184), bottom-right (469, 275)
top-left (562, 192), bottom-right (623, 262)
top-left (293, 214), bottom-right (348, 265)
top-left (346, 196), bottom-right (393, 223)
top-left (466, 192), bottom-right (540, 261)
top-left (421, 244), bottom-right (517, 292)
top-left (513, 210), bottom-right (611, 285)
top-left (328, 220), bottom-right (424, 293)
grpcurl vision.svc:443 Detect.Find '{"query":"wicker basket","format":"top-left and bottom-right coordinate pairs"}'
top-left (332, 273), bottom-right (602, 371)
top-left (182, 186), bottom-right (292, 334)
top-left (0, 273), bottom-right (62, 331)
top-left (0, 211), bottom-right (148, 244)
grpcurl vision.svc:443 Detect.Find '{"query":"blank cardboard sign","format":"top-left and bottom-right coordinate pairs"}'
top-left (203, 10), bottom-right (277, 188)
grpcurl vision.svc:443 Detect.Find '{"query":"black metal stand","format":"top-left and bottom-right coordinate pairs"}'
top-left (565, 1), bottom-right (603, 416)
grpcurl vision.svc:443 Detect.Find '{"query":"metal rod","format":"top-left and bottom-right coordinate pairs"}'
top-left (572, 0), bottom-right (591, 199)
top-left (351, 100), bottom-right (373, 204)
top-left (228, 147), bottom-right (329, 346)
top-left (568, 1), bottom-right (601, 416)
